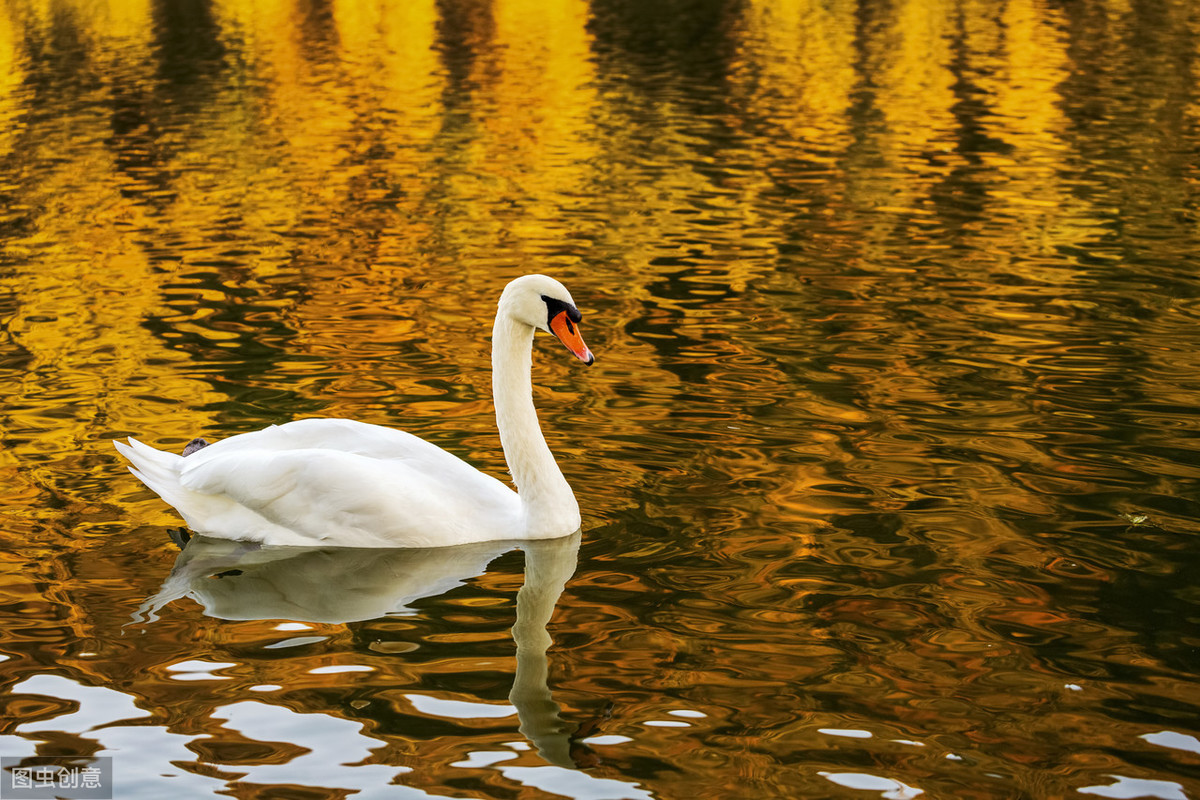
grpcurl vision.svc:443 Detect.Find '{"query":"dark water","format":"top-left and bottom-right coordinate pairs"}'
top-left (1, 0), bottom-right (1199, 798)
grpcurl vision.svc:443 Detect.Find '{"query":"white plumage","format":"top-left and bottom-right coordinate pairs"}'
top-left (115, 275), bottom-right (595, 548)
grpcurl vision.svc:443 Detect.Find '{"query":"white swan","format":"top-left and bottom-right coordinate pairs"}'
top-left (115, 274), bottom-right (595, 548)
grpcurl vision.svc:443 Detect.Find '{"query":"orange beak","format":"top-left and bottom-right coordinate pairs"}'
top-left (549, 310), bottom-right (594, 365)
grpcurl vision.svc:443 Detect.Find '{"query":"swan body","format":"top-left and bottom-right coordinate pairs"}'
top-left (115, 275), bottom-right (595, 548)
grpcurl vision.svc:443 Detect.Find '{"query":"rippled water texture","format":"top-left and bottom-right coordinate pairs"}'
top-left (2, 0), bottom-right (1200, 798)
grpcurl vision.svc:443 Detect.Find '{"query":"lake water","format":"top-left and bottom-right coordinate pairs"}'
top-left (2, 0), bottom-right (1200, 798)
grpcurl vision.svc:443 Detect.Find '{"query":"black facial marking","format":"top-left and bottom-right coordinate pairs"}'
top-left (542, 295), bottom-right (582, 328)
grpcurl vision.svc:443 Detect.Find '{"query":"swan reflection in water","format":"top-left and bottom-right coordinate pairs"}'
top-left (139, 530), bottom-right (601, 768)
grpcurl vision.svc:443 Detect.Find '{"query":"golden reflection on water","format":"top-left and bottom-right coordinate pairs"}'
top-left (2, 0), bottom-right (1200, 798)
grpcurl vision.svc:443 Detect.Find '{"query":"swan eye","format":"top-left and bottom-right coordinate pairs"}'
top-left (541, 295), bottom-right (582, 328)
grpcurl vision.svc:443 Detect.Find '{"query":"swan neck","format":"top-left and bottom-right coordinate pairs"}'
top-left (492, 313), bottom-right (578, 532)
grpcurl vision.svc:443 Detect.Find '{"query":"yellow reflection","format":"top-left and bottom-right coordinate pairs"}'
top-left (337, 0), bottom-right (442, 135)
top-left (0, 5), bottom-right (21, 159)
top-left (987, 0), bottom-right (1067, 142)
top-left (201, 0), bottom-right (454, 422)
top-left (0, 2), bottom-right (225, 523)
top-left (868, 0), bottom-right (957, 156)
top-left (437, 0), bottom-right (600, 267)
top-left (971, 0), bottom-right (1089, 267)
top-left (731, 0), bottom-right (857, 147)
top-left (490, 0), bottom-right (596, 156)
top-left (838, 0), bottom-right (959, 259)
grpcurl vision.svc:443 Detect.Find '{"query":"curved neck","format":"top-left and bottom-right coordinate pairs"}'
top-left (491, 313), bottom-right (579, 533)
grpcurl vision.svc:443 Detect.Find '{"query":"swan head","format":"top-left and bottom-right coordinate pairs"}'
top-left (500, 275), bottom-right (595, 365)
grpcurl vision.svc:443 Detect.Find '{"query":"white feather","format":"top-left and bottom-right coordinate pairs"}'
top-left (115, 275), bottom-right (592, 548)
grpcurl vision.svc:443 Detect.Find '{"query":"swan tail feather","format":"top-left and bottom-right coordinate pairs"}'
top-left (114, 438), bottom-right (189, 510)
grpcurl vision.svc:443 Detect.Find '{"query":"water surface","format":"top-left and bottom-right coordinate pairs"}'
top-left (2, 1), bottom-right (1200, 798)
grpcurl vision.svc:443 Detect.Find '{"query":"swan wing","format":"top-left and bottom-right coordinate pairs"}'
top-left (170, 419), bottom-right (521, 547)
